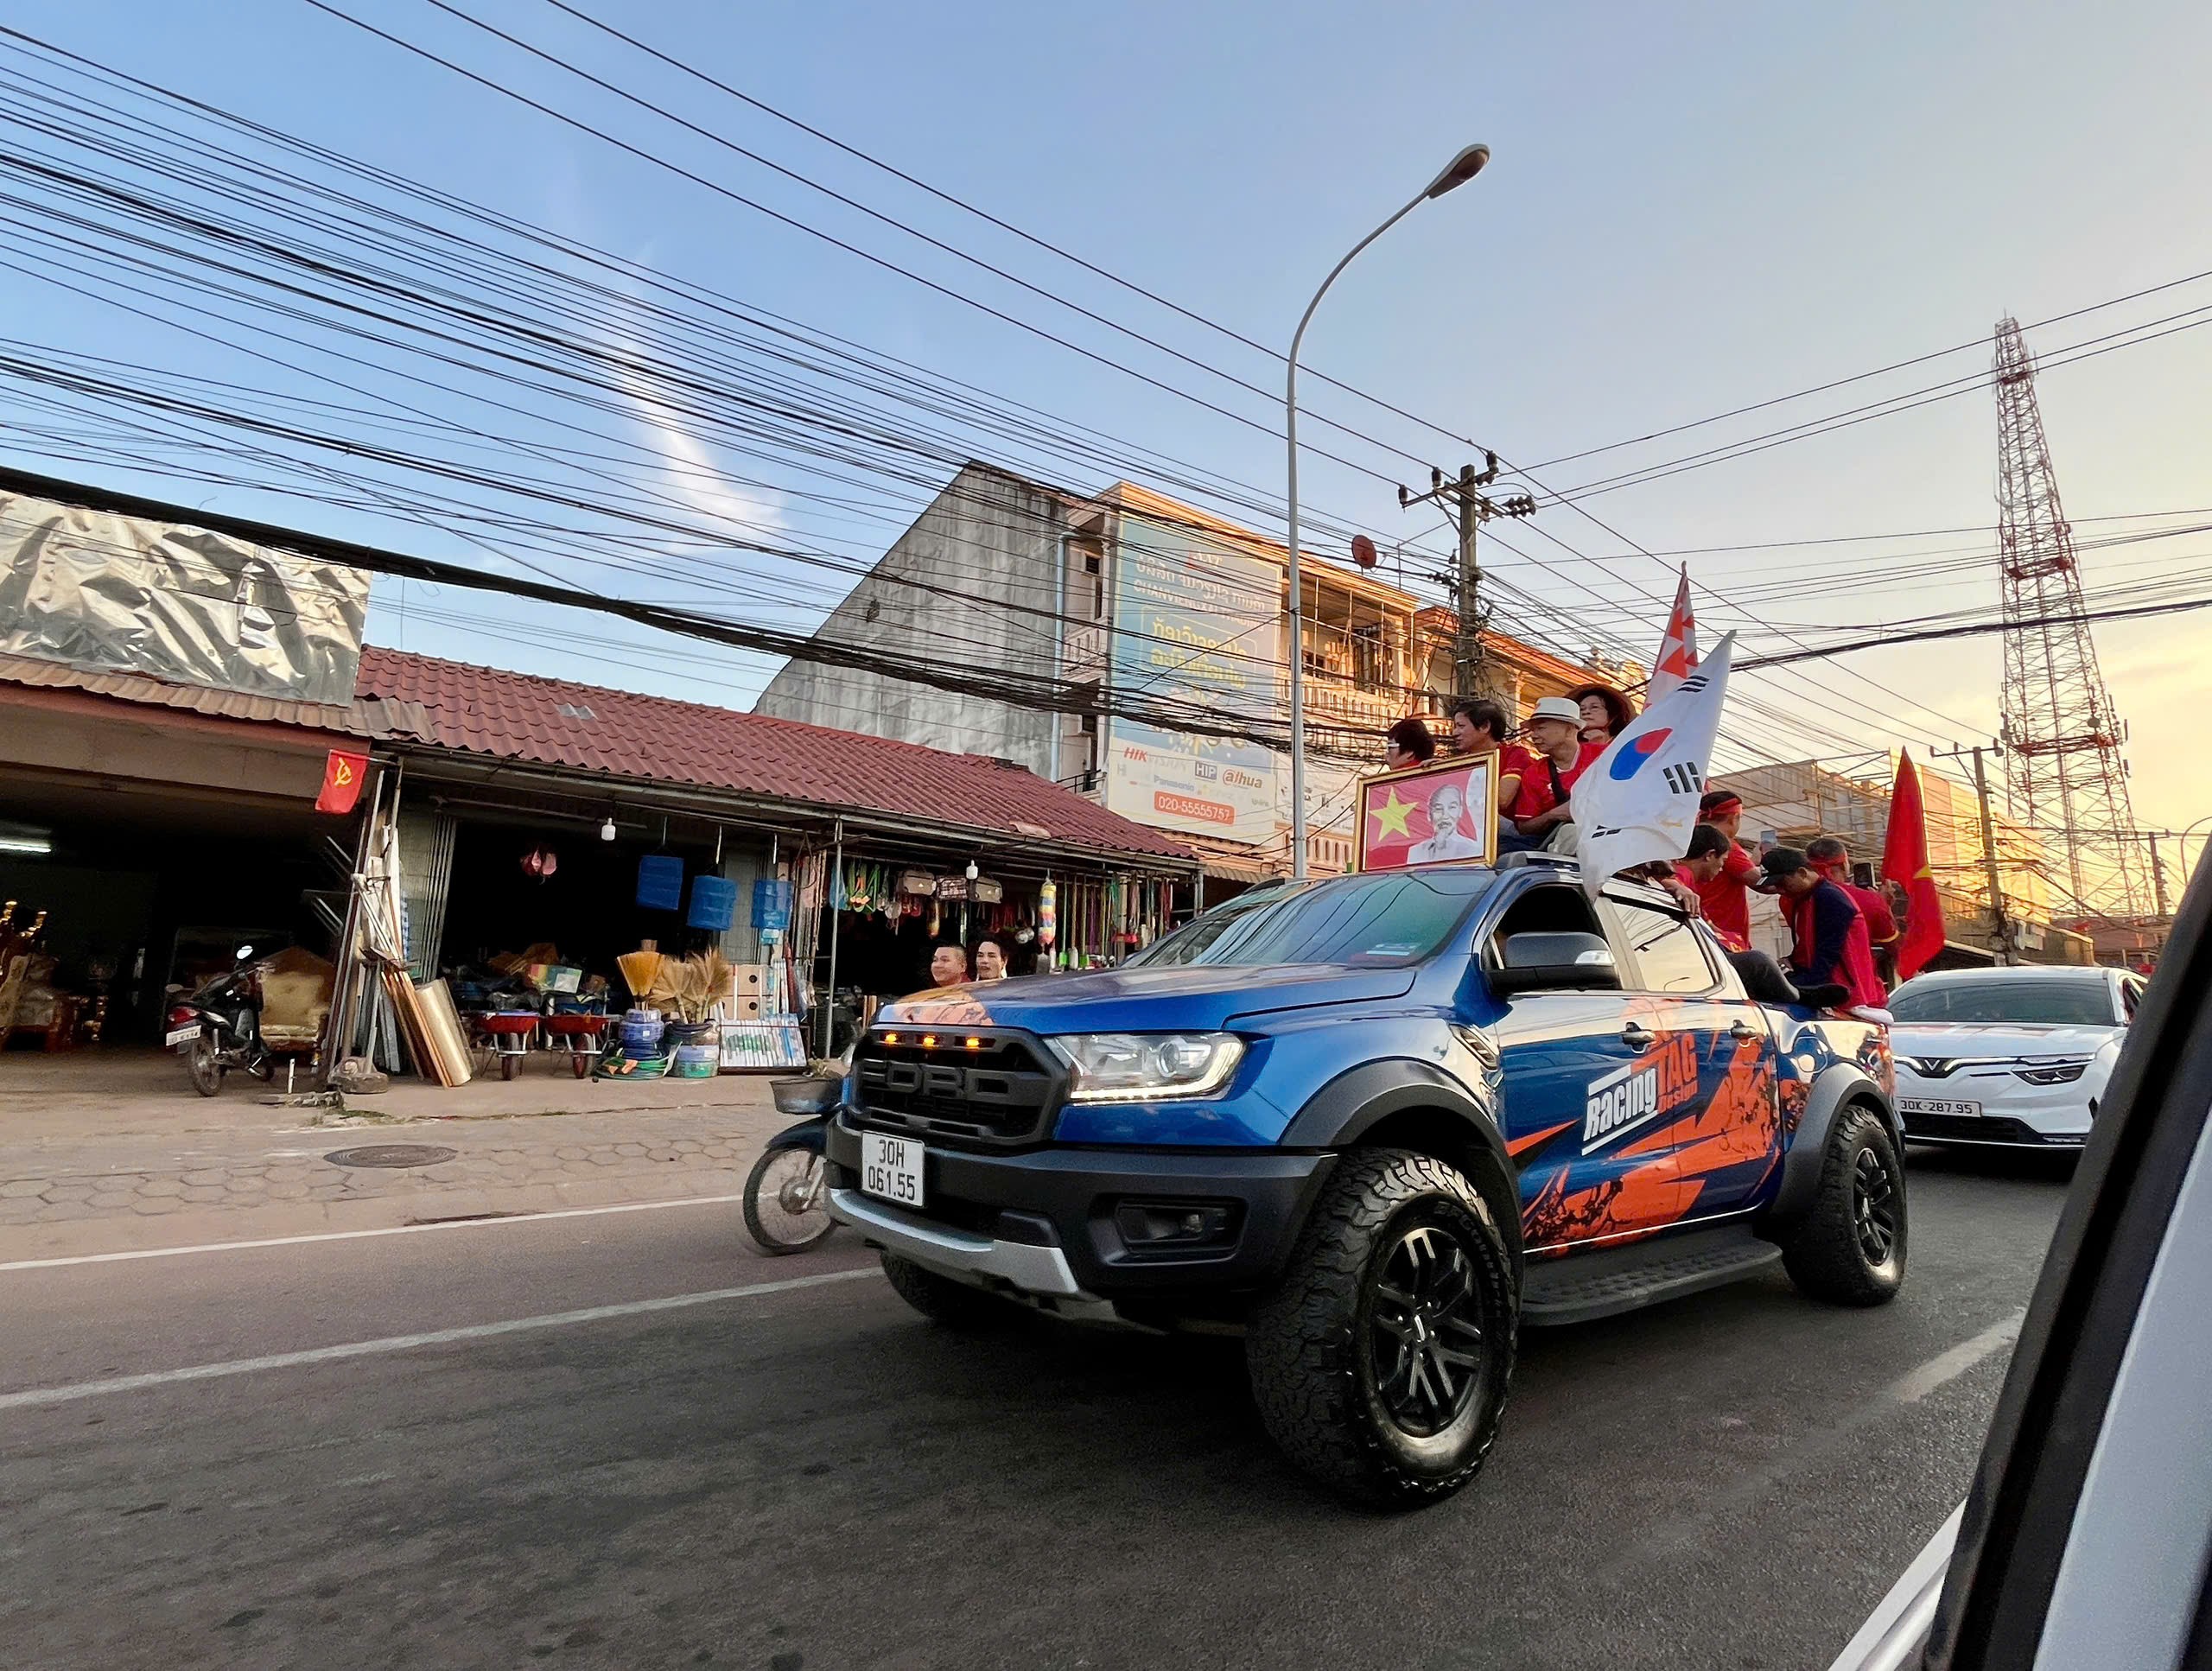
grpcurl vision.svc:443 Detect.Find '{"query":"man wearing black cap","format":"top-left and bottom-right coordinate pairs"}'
top-left (1762, 846), bottom-right (1885, 1012)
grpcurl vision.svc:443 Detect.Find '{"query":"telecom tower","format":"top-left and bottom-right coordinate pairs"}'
top-left (1992, 316), bottom-right (2151, 919)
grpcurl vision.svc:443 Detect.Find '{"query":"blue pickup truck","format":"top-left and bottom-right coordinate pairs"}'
top-left (822, 857), bottom-right (1905, 1505)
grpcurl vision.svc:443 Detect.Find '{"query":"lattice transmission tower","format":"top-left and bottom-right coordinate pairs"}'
top-left (1992, 316), bottom-right (2152, 919)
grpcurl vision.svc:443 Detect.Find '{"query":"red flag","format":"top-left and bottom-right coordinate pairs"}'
top-left (1648, 565), bottom-right (1699, 705)
top-left (314, 749), bottom-right (370, 815)
top-left (1882, 751), bottom-right (1946, 982)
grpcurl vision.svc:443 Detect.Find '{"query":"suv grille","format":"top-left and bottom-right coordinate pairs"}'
top-left (851, 1029), bottom-right (1064, 1148)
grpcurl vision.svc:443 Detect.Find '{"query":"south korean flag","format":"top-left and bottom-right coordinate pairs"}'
top-left (1571, 632), bottom-right (1737, 895)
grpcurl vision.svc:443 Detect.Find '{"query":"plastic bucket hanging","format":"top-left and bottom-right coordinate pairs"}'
top-left (637, 854), bottom-right (684, 911)
top-left (687, 874), bottom-right (738, 931)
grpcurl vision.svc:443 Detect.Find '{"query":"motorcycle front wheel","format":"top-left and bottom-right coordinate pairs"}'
top-left (743, 1148), bottom-right (835, 1255)
top-left (186, 1033), bottom-right (224, 1097)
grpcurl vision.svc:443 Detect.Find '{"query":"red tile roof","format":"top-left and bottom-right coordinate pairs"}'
top-left (353, 647), bottom-right (1194, 863)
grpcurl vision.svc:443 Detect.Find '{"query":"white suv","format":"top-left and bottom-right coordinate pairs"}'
top-left (1887, 964), bottom-right (2145, 1151)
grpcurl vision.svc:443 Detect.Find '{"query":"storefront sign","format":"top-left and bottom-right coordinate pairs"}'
top-left (934, 875), bottom-right (969, 901)
top-left (1103, 512), bottom-right (1281, 844)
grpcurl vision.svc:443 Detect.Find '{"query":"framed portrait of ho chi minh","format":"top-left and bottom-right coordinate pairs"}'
top-left (1355, 751), bottom-right (1501, 872)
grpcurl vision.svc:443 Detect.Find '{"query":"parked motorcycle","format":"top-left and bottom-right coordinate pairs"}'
top-left (167, 945), bottom-right (273, 1097)
top-left (743, 1070), bottom-right (845, 1254)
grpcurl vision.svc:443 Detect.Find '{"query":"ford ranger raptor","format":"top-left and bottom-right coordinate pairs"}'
top-left (816, 858), bottom-right (1904, 1505)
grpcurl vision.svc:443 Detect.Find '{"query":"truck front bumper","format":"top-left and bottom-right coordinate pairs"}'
top-left (823, 1112), bottom-right (1334, 1310)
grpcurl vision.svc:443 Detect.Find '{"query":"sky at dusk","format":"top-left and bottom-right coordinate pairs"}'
top-left (7, 0), bottom-right (2209, 870)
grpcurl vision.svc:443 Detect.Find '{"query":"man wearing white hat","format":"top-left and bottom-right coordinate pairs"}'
top-left (1510, 695), bottom-right (1606, 855)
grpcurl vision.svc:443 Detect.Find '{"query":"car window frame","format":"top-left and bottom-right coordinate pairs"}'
top-left (1923, 857), bottom-right (2212, 1670)
top-left (1597, 892), bottom-right (1723, 997)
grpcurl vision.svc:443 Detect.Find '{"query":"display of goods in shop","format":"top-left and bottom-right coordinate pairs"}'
top-left (935, 875), bottom-right (968, 901)
top-left (898, 870), bottom-right (936, 897)
top-left (970, 876), bottom-right (1003, 904)
top-left (753, 879), bottom-right (793, 931)
top-left (617, 948), bottom-right (664, 1000)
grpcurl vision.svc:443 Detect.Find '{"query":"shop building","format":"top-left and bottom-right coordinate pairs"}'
top-left (0, 481), bottom-right (1195, 1077)
top-left (754, 462), bottom-right (1621, 886)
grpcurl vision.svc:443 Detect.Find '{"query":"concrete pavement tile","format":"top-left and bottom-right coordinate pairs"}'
top-left (29, 1200), bottom-right (96, 1221)
top-left (136, 1178), bottom-right (187, 1198)
top-left (228, 1175), bottom-right (267, 1191)
top-left (0, 1198), bottom-right (46, 1224)
top-left (0, 1177), bottom-right (50, 1198)
top-left (39, 1184), bottom-right (93, 1202)
top-left (177, 1168), bottom-right (231, 1186)
top-left (86, 1191), bottom-right (136, 1210)
top-left (555, 1147), bottom-right (590, 1160)
top-left (614, 1142), bottom-right (648, 1157)
top-left (179, 1185), bottom-right (227, 1204)
top-left (588, 1152), bottom-right (626, 1166)
top-left (264, 1181), bottom-right (309, 1199)
top-left (129, 1197), bottom-right (183, 1215)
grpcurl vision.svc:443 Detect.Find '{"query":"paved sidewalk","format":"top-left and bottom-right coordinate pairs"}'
top-left (0, 1050), bottom-right (797, 1261)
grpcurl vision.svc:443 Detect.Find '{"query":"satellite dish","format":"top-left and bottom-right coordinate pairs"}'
top-left (1351, 534), bottom-right (1378, 570)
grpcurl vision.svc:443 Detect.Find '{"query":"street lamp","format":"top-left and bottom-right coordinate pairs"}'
top-left (2177, 814), bottom-right (2212, 884)
top-left (1284, 143), bottom-right (1490, 879)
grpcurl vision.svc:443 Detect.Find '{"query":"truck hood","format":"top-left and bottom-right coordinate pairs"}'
top-left (1890, 1022), bottom-right (2120, 1064)
top-left (875, 963), bottom-right (1417, 1035)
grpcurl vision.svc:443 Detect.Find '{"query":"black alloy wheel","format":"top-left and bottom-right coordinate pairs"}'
top-left (1852, 1146), bottom-right (1898, 1266)
top-left (1368, 1223), bottom-right (1489, 1439)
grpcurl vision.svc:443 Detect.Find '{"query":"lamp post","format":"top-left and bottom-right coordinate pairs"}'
top-left (1284, 143), bottom-right (1489, 879)
top-left (2177, 815), bottom-right (2212, 886)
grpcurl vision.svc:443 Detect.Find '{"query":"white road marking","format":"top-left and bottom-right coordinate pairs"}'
top-left (0, 1192), bottom-right (752, 1272)
top-left (0, 1268), bottom-right (874, 1411)
top-left (1888, 1308), bottom-right (2025, 1403)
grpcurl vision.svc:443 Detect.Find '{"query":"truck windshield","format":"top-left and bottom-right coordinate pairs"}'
top-left (1127, 883), bottom-right (1305, 969)
top-left (1173, 867), bottom-right (1494, 969)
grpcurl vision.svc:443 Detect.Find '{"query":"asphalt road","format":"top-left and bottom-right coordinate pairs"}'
top-left (0, 1146), bottom-right (2073, 1671)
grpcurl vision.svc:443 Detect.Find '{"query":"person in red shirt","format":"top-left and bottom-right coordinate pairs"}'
top-left (1762, 847), bottom-right (1886, 1013)
top-left (1449, 698), bottom-right (1535, 855)
top-left (1693, 790), bottom-right (1767, 950)
top-left (1510, 696), bottom-right (1605, 854)
top-left (1567, 683), bottom-right (1636, 746)
top-left (1676, 824), bottom-right (1750, 951)
top-left (1806, 836), bottom-right (1898, 986)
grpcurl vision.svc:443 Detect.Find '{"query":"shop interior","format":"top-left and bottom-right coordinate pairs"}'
top-left (0, 771), bottom-right (340, 1054)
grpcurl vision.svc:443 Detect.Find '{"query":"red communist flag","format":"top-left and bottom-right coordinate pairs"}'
top-left (1882, 750), bottom-right (1946, 982)
top-left (314, 749), bottom-right (370, 815)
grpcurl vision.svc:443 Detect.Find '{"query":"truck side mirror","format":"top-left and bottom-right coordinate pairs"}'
top-left (1489, 931), bottom-right (1621, 998)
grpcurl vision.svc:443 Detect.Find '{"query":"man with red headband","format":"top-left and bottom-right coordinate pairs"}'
top-left (1692, 790), bottom-right (1767, 951)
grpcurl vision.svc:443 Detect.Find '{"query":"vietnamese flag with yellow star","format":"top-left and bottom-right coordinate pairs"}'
top-left (1363, 764), bottom-right (1488, 868)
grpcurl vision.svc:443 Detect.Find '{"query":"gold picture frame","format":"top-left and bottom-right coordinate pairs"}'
top-left (1354, 751), bottom-right (1501, 872)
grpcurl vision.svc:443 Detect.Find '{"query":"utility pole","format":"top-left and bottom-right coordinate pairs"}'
top-left (1938, 742), bottom-right (2012, 964)
top-left (1400, 454), bottom-right (1535, 699)
top-left (2148, 831), bottom-right (2171, 918)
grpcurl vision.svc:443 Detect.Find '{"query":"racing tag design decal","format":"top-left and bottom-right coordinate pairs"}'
top-left (1580, 1032), bottom-right (1700, 1153)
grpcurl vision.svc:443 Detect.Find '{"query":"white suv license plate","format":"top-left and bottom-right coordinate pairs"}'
top-left (1901, 1097), bottom-right (1981, 1118)
top-left (860, 1131), bottom-right (925, 1209)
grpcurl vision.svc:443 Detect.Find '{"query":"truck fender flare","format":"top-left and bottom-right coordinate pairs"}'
top-left (1763, 1064), bottom-right (1897, 1229)
top-left (1279, 1059), bottom-right (1522, 1262)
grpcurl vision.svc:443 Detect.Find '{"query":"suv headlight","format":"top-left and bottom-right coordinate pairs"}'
top-left (1046, 1032), bottom-right (1244, 1102)
top-left (2015, 1060), bottom-right (2090, 1085)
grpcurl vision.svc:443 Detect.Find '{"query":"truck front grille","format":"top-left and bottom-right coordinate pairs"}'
top-left (851, 1030), bottom-right (1064, 1148)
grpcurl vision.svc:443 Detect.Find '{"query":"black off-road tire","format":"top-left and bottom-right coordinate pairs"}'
top-left (1246, 1148), bottom-right (1518, 1509)
top-left (1782, 1103), bottom-right (1907, 1306)
top-left (880, 1252), bottom-right (1017, 1329)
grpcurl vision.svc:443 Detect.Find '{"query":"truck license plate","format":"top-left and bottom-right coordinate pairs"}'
top-left (1900, 1097), bottom-right (1980, 1118)
top-left (860, 1132), bottom-right (925, 1208)
top-left (165, 1023), bottom-right (201, 1047)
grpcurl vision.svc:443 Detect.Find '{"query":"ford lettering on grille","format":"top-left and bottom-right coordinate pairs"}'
top-left (854, 1032), bottom-right (1062, 1148)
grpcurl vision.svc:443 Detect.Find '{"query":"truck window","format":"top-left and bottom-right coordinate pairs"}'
top-left (1487, 883), bottom-right (1605, 955)
top-left (1608, 900), bottom-right (1719, 995)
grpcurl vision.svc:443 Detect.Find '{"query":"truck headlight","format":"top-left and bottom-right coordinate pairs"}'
top-left (1045, 1032), bottom-right (1244, 1102)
